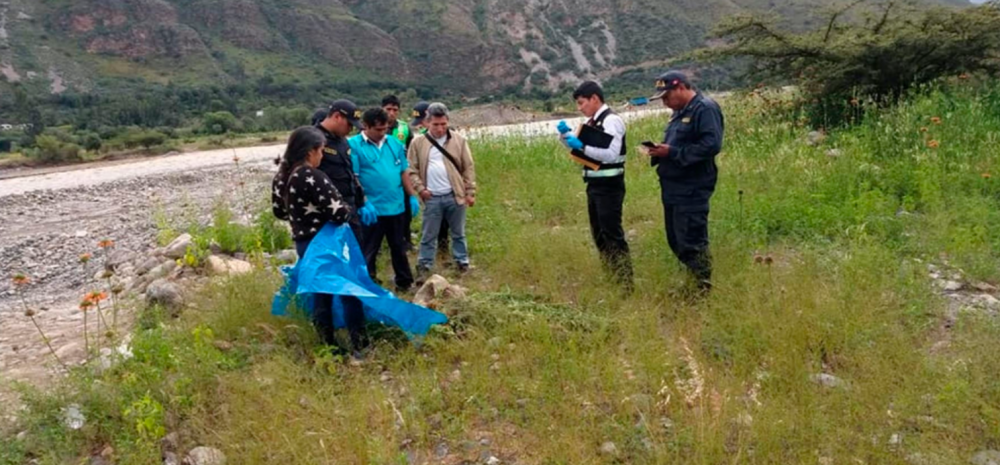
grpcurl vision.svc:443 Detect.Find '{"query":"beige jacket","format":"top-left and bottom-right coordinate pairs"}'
top-left (407, 130), bottom-right (477, 204)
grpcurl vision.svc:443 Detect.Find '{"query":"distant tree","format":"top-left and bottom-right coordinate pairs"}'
top-left (202, 111), bottom-right (240, 134)
top-left (703, 0), bottom-right (1000, 125)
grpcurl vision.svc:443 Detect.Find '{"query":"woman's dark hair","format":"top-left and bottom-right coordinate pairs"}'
top-left (362, 108), bottom-right (390, 127)
top-left (572, 80), bottom-right (605, 102)
top-left (274, 126), bottom-right (325, 208)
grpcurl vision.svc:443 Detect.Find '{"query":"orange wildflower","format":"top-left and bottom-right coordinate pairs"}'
top-left (849, 98), bottom-right (859, 106)
top-left (85, 291), bottom-right (109, 303)
top-left (930, 117), bottom-right (942, 125)
top-left (984, 173), bottom-right (992, 179)
top-left (98, 239), bottom-right (115, 249)
top-left (959, 73), bottom-right (970, 80)
top-left (919, 127), bottom-right (928, 133)
top-left (79, 253), bottom-right (92, 264)
top-left (12, 274), bottom-right (30, 286)
top-left (927, 140), bottom-right (940, 149)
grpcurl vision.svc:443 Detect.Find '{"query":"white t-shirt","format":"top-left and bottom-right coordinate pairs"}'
top-left (426, 136), bottom-right (454, 195)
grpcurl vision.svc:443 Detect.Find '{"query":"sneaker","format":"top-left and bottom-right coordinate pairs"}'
top-left (415, 266), bottom-right (432, 284)
top-left (456, 262), bottom-right (471, 273)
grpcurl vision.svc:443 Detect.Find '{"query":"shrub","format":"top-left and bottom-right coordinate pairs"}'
top-left (30, 135), bottom-right (82, 163)
top-left (705, 2), bottom-right (1000, 126)
top-left (81, 132), bottom-right (103, 151)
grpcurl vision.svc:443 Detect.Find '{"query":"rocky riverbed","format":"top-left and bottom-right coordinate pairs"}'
top-left (0, 158), bottom-right (274, 423)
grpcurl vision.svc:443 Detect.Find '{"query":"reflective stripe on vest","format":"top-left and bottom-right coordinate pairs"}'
top-left (584, 167), bottom-right (625, 178)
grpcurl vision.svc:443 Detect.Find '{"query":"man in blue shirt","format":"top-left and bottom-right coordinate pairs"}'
top-left (349, 108), bottom-right (419, 291)
top-left (646, 71), bottom-right (725, 292)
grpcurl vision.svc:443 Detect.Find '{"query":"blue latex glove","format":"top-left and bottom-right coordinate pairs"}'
top-left (409, 196), bottom-right (420, 217)
top-left (564, 135), bottom-right (584, 151)
top-left (556, 120), bottom-right (572, 135)
top-left (359, 203), bottom-right (379, 226)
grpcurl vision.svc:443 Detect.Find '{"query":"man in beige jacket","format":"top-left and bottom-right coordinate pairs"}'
top-left (406, 102), bottom-right (477, 274)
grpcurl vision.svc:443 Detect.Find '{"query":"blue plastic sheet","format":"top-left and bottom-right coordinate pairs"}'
top-left (272, 224), bottom-right (448, 338)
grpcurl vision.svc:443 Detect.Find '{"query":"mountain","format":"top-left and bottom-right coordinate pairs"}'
top-left (0, 0), bottom-right (970, 100)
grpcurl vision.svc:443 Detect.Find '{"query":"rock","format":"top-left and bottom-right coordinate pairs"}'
top-left (161, 432), bottom-right (180, 452)
top-left (275, 249), bottom-right (298, 264)
top-left (55, 342), bottom-right (84, 359)
top-left (971, 450), bottom-right (1000, 465)
top-left (940, 280), bottom-right (963, 292)
top-left (810, 373), bottom-right (845, 388)
top-left (148, 260), bottom-right (178, 281)
top-left (826, 148), bottom-right (842, 158)
top-left (16, 431), bottom-right (27, 441)
top-left (164, 234), bottom-right (193, 259)
top-left (75, 230), bottom-right (89, 238)
top-left (105, 250), bottom-right (133, 269)
top-left (233, 253), bottom-right (247, 261)
top-left (62, 403), bottom-right (85, 430)
top-left (146, 279), bottom-right (183, 309)
top-left (906, 452), bottom-right (947, 465)
top-left (414, 274), bottom-right (467, 308)
top-left (486, 456), bottom-right (501, 465)
top-left (434, 442), bottom-right (449, 458)
top-left (599, 441), bottom-right (618, 456)
top-left (163, 452), bottom-right (180, 465)
top-left (806, 130), bottom-right (826, 146)
top-left (136, 257), bottom-right (162, 276)
top-left (184, 446), bottom-right (226, 465)
top-left (973, 282), bottom-right (999, 293)
top-left (972, 294), bottom-right (1000, 310)
top-left (206, 256), bottom-right (253, 276)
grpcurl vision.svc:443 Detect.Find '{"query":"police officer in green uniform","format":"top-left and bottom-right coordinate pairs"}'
top-left (645, 71), bottom-right (725, 292)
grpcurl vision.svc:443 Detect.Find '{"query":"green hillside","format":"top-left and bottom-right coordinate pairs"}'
top-left (0, 0), bottom-right (969, 102)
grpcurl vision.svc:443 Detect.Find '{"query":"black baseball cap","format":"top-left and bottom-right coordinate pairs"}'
top-left (410, 101), bottom-right (430, 126)
top-left (650, 71), bottom-right (691, 100)
top-left (328, 99), bottom-right (364, 130)
top-left (310, 108), bottom-right (328, 126)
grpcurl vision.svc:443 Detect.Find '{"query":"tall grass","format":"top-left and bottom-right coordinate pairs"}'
top-left (3, 80), bottom-right (1000, 464)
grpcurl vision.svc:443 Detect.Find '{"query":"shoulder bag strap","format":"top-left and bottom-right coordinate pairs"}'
top-left (425, 132), bottom-right (463, 171)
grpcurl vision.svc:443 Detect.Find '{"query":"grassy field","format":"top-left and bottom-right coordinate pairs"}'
top-left (3, 80), bottom-right (1000, 464)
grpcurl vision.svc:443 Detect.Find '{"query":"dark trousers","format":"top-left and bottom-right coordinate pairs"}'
top-left (295, 236), bottom-right (367, 350)
top-left (662, 201), bottom-right (712, 285)
top-left (361, 213), bottom-right (414, 290)
top-left (585, 176), bottom-right (633, 286)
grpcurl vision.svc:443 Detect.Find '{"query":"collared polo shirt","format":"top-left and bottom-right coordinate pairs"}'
top-left (348, 132), bottom-right (409, 216)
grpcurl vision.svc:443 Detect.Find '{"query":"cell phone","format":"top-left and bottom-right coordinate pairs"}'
top-left (641, 141), bottom-right (657, 148)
